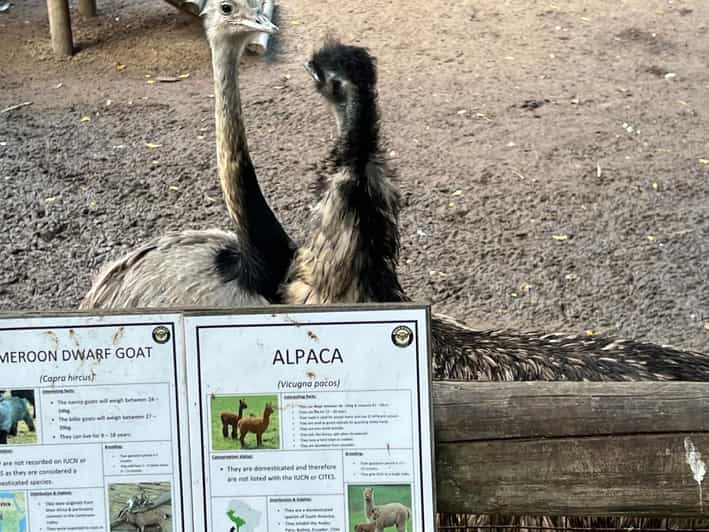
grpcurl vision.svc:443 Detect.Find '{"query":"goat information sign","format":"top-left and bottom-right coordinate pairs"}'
top-left (184, 306), bottom-right (435, 532)
top-left (0, 304), bottom-right (434, 532)
top-left (0, 313), bottom-right (190, 532)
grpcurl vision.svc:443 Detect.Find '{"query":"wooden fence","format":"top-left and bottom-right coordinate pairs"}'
top-left (433, 382), bottom-right (709, 517)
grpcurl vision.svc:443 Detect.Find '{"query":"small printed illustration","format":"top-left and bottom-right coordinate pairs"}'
top-left (0, 491), bottom-right (27, 532)
top-left (347, 484), bottom-right (413, 532)
top-left (211, 395), bottom-right (279, 451)
top-left (0, 390), bottom-right (36, 445)
top-left (108, 481), bottom-right (172, 531)
top-left (225, 499), bottom-right (263, 532)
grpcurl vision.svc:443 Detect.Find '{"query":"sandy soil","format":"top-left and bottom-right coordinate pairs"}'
top-left (0, 0), bottom-right (707, 352)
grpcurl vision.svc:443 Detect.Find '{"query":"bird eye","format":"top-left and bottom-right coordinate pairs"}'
top-left (220, 3), bottom-right (232, 14)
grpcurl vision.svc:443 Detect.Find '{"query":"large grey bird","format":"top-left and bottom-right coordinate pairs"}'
top-left (80, 0), bottom-right (294, 309)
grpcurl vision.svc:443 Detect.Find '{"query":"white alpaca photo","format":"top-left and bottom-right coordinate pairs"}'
top-left (362, 487), bottom-right (411, 532)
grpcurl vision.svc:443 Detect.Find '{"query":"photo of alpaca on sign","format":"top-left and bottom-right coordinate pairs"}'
top-left (211, 395), bottom-right (279, 450)
top-left (221, 398), bottom-right (248, 439)
top-left (0, 390), bottom-right (36, 445)
top-left (348, 484), bottom-right (413, 532)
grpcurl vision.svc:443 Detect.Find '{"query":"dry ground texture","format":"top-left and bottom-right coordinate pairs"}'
top-left (0, 0), bottom-right (708, 355)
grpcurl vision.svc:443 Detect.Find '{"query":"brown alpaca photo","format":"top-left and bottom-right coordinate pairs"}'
top-left (237, 402), bottom-right (274, 448)
top-left (220, 398), bottom-right (247, 439)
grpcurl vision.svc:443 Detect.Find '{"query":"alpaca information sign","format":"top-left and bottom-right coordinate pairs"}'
top-left (0, 305), bottom-right (434, 532)
top-left (0, 313), bottom-right (190, 532)
top-left (184, 306), bottom-right (435, 532)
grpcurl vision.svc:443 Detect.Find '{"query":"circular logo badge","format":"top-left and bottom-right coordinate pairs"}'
top-left (391, 325), bottom-right (414, 348)
top-left (152, 326), bottom-right (171, 344)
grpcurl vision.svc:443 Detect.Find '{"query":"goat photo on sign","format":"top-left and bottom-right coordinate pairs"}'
top-left (0, 390), bottom-right (37, 445)
top-left (108, 481), bottom-right (172, 532)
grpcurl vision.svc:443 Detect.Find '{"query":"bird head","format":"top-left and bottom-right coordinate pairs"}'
top-left (305, 37), bottom-right (377, 106)
top-left (201, 0), bottom-right (278, 42)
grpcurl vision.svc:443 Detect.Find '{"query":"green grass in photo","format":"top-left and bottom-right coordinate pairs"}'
top-left (210, 394), bottom-right (279, 451)
top-left (347, 484), bottom-right (413, 532)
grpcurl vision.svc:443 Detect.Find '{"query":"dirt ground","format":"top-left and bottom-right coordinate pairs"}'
top-left (0, 0), bottom-right (707, 352)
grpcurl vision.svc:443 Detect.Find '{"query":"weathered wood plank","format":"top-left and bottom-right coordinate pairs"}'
top-left (436, 433), bottom-right (709, 516)
top-left (433, 381), bottom-right (709, 441)
top-left (432, 382), bottom-right (709, 517)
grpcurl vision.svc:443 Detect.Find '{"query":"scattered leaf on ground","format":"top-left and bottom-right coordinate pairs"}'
top-left (585, 329), bottom-right (596, 337)
top-left (116, 63), bottom-right (126, 71)
top-left (652, 181), bottom-right (659, 190)
top-left (80, 116), bottom-right (91, 122)
top-left (647, 235), bottom-right (656, 241)
top-left (168, 185), bottom-right (179, 191)
top-left (699, 159), bottom-right (709, 165)
top-left (452, 190), bottom-right (463, 196)
top-left (552, 234), bottom-right (569, 241)
top-left (145, 143), bottom-right (161, 149)
top-left (178, 73), bottom-right (190, 79)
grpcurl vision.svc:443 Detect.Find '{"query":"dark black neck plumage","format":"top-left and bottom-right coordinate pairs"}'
top-left (212, 41), bottom-right (296, 302)
top-left (329, 89), bottom-right (407, 303)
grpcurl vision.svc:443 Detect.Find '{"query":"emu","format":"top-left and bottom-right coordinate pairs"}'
top-left (289, 39), bottom-right (709, 382)
top-left (281, 39), bottom-right (403, 304)
top-left (221, 398), bottom-right (247, 439)
top-left (80, 0), bottom-right (295, 309)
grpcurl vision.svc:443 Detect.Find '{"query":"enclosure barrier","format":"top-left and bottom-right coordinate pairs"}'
top-left (432, 381), bottom-right (709, 517)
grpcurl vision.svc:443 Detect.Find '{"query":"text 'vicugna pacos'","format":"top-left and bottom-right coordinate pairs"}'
top-left (0, 346), bottom-right (154, 364)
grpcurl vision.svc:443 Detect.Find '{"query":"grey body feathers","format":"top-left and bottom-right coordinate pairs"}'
top-left (80, 230), bottom-right (266, 309)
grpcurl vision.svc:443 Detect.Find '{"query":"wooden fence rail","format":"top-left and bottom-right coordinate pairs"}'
top-left (433, 381), bottom-right (709, 517)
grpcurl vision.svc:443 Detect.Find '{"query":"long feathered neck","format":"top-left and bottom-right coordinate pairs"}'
top-left (285, 87), bottom-right (405, 304)
top-left (210, 37), bottom-right (295, 300)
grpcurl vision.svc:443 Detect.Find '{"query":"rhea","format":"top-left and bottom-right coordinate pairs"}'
top-left (80, 0), bottom-right (294, 309)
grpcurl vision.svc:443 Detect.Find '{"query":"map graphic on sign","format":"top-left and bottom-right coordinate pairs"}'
top-left (0, 492), bottom-right (27, 532)
top-left (226, 500), bottom-right (262, 532)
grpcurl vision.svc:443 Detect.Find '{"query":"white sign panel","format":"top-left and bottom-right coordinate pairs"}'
top-left (0, 313), bottom-right (191, 532)
top-left (184, 306), bottom-right (436, 532)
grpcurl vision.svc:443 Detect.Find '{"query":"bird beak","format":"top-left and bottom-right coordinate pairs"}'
top-left (303, 61), bottom-right (319, 82)
top-left (238, 13), bottom-right (279, 34)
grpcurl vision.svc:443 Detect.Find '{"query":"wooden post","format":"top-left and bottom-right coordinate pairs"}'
top-left (46, 0), bottom-right (73, 57)
top-left (79, 0), bottom-right (96, 17)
